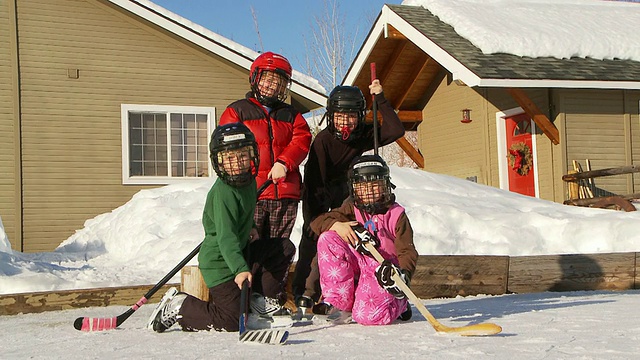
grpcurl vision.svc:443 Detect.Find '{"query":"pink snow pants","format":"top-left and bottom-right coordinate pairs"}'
top-left (317, 230), bottom-right (407, 325)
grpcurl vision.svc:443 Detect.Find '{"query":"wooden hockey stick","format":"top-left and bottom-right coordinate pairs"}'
top-left (74, 180), bottom-right (273, 332)
top-left (364, 243), bottom-right (502, 336)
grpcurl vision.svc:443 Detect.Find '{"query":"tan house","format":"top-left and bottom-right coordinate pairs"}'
top-left (345, 4), bottom-right (640, 204)
top-left (1, 0), bottom-right (325, 252)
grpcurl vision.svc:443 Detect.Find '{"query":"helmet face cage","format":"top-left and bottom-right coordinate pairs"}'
top-left (249, 52), bottom-right (292, 107)
top-left (250, 69), bottom-right (291, 107)
top-left (327, 86), bottom-right (366, 142)
top-left (348, 156), bottom-right (393, 213)
top-left (210, 124), bottom-right (259, 187)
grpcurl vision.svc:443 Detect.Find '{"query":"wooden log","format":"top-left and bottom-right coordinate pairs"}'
top-left (181, 265), bottom-right (209, 301)
top-left (508, 253), bottom-right (636, 293)
top-left (562, 164), bottom-right (640, 182)
top-left (567, 170), bottom-right (579, 200)
top-left (564, 195), bottom-right (639, 211)
top-left (410, 255), bottom-right (509, 298)
top-left (0, 283), bottom-right (179, 316)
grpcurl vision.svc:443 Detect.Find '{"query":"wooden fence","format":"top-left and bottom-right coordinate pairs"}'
top-left (2, 252), bottom-right (639, 316)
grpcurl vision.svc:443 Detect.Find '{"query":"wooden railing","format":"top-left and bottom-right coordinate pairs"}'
top-left (562, 162), bottom-right (640, 212)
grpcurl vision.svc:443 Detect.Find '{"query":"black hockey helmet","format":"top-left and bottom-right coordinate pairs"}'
top-left (209, 122), bottom-right (259, 187)
top-left (348, 154), bottom-right (393, 213)
top-left (326, 86), bottom-right (366, 142)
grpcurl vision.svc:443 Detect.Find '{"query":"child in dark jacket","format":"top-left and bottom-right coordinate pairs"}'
top-left (310, 155), bottom-right (418, 325)
top-left (148, 122), bottom-right (290, 333)
top-left (293, 80), bottom-right (405, 309)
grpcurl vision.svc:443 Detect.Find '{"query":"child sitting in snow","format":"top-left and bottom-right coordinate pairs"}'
top-left (310, 154), bottom-right (418, 325)
top-left (148, 122), bottom-right (291, 333)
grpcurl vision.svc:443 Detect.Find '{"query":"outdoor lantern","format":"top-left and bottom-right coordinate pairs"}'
top-left (461, 109), bottom-right (472, 123)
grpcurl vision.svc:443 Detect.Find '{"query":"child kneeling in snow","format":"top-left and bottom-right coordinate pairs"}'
top-left (148, 122), bottom-right (291, 333)
top-left (310, 155), bottom-right (418, 325)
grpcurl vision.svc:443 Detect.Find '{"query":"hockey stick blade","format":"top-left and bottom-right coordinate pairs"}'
top-left (238, 280), bottom-right (289, 344)
top-left (239, 328), bottom-right (289, 345)
top-left (364, 243), bottom-right (502, 336)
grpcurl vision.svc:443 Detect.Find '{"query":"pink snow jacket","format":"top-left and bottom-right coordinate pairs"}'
top-left (310, 198), bottom-right (418, 276)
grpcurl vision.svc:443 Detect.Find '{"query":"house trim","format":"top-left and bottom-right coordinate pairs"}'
top-left (345, 5), bottom-right (640, 91)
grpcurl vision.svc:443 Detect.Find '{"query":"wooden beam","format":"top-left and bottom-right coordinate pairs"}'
top-left (367, 41), bottom-right (408, 109)
top-left (393, 55), bottom-right (430, 109)
top-left (378, 41), bottom-right (407, 85)
top-left (396, 137), bottom-right (424, 168)
top-left (564, 196), bottom-right (637, 212)
top-left (506, 88), bottom-right (560, 145)
top-left (386, 24), bottom-right (407, 40)
top-left (562, 165), bottom-right (640, 182)
top-left (366, 110), bottom-right (422, 123)
top-left (0, 284), bottom-right (179, 315)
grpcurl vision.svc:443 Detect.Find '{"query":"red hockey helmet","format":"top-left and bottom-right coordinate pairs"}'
top-left (249, 52), bottom-right (292, 106)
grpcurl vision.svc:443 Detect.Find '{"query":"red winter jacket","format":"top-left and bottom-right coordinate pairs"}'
top-left (219, 93), bottom-right (311, 200)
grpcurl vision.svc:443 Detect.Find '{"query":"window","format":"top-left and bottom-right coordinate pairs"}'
top-left (121, 105), bottom-right (215, 184)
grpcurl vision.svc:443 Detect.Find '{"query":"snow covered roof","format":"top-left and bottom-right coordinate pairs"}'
top-left (345, 1), bottom-right (640, 89)
top-left (108, 0), bottom-right (326, 107)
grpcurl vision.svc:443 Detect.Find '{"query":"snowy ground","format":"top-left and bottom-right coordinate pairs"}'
top-left (2, 290), bottom-right (639, 359)
top-left (2, 165), bottom-right (640, 358)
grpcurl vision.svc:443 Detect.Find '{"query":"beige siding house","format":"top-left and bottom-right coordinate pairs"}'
top-left (1, 0), bottom-right (325, 252)
top-left (344, 4), bottom-right (640, 204)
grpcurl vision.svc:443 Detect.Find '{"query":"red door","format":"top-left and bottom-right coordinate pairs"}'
top-left (505, 114), bottom-right (535, 196)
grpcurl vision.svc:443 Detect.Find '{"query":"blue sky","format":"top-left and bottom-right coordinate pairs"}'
top-left (151, 0), bottom-right (401, 76)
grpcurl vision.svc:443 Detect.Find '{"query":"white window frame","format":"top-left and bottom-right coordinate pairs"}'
top-left (121, 104), bottom-right (215, 185)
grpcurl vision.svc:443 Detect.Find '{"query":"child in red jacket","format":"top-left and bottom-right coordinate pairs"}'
top-left (218, 52), bottom-right (311, 314)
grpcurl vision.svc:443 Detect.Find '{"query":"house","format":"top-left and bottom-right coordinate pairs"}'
top-left (344, 3), bottom-right (640, 204)
top-left (1, 0), bottom-right (325, 252)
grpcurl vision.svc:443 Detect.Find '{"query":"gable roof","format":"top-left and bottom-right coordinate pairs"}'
top-left (345, 4), bottom-right (640, 90)
top-left (108, 0), bottom-right (326, 111)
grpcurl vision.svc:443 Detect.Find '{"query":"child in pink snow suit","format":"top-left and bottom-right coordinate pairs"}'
top-left (310, 155), bottom-right (418, 325)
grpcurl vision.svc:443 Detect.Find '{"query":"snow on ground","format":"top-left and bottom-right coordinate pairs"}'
top-left (1, 290), bottom-right (639, 359)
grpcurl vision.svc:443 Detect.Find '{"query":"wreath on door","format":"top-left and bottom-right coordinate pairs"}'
top-left (507, 142), bottom-right (533, 176)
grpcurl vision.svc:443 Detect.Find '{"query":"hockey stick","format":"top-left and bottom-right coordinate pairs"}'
top-left (364, 243), bottom-right (502, 336)
top-left (371, 62), bottom-right (379, 156)
top-left (74, 179), bottom-right (273, 332)
top-left (238, 280), bottom-right (289, 345)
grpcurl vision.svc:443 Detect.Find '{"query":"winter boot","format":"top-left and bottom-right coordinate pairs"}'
top-left (398, 302), bottom-right (412, 321)
top-left (249, 293), bottom-right (291, 317)
top-left (248, 293), bottom-right (293, 329)
top-left (294, 295), bottom-right (315, 320)
top-left (312, 302), bottom-right (352, 325)
top-left (148, 287), bottom-right (187, 333)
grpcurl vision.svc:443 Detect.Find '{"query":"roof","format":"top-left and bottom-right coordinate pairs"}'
top-left (108, 0), bottom-right (326, 111)
top-left (344, 4), bottom-right (640, 90)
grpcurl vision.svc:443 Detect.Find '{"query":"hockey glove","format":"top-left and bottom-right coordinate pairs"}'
top-left (375, 260), bottom-right (409, 299)
top-left (351, 224), bottom-right (380, 257)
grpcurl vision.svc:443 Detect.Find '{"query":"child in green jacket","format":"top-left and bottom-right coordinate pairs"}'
top-left (149, 122), bottom-right (274, 332)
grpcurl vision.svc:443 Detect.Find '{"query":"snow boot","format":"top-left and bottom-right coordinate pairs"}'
top-left (148, 287), bottom-right (187, 333)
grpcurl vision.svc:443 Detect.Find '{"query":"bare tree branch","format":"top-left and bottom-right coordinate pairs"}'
top-left (250, 5), bottom-right (264, 53)
top-left (302, 0), bottom-right (359, 92)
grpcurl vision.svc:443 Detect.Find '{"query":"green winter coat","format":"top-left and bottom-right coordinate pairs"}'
top-left (198, 178), bottom-right (257, 288)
